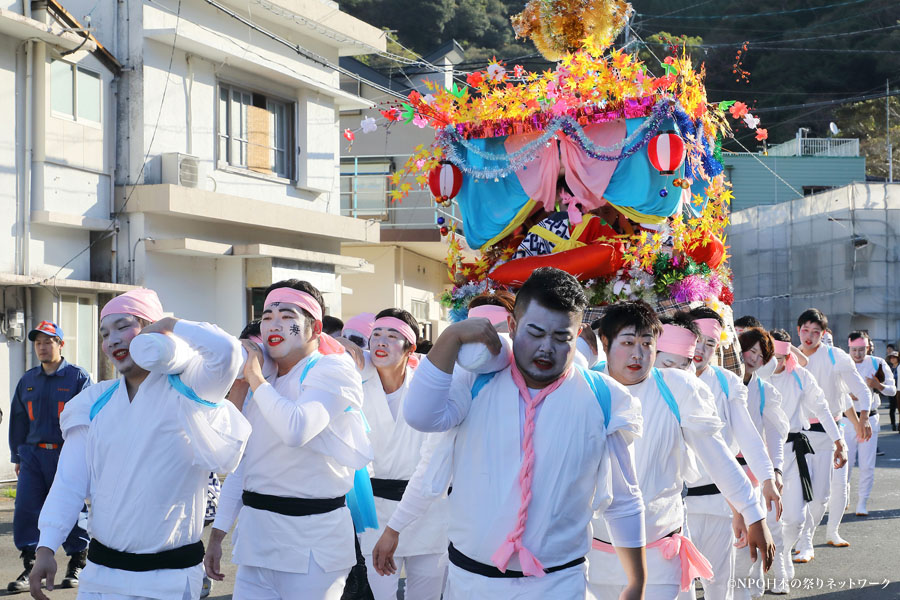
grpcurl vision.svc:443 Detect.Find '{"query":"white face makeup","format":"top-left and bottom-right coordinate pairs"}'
top-left (692, 333), bottom-right (718, 373)
top-left (849, 343), bottom-right (867, 363)
top-left (100, 313), bottom-right (144, 374)
top-left (655, 350), bottom-right (692, 370)
top-left (509, 301), bottom-right (581, 387)
top-left (260, 302), bottom-right (314, 360)
top-left (742, 341), bottom-right (765, 373)
top-left (370, 327), bottom-right (413, 369)
top-left (604, 325), bottom-right (656, 386)
top-left (797, 323), bottom-right (823, 351)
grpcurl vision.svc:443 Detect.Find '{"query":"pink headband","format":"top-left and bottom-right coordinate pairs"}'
top-left (101, 289), bottom-right (165, 323)
top-left (372, 317), bottom-right (417, 345)
top-left (343, 312), bottom-right (376, 339)
top-left (694, 318), bottom-right (723, 341)
top-left (468, 305), bottom-right (509, 326)
top-left (264, 288), bottom-right (323, 323)
top-left (848, 338), bottom-right (868, 348)
top-left (773, 340), bottom-right (799, 373)
top-left (657, 324), bottom-right (698, 358)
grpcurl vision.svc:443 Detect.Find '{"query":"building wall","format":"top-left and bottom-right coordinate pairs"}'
top-left (728, 183), bottom-right (900, 352)
top-left (724, 154), bottom-right (866, 212)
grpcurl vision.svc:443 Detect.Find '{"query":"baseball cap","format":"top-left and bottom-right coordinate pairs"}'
top-left (28, 320), bottom-right (64, 341)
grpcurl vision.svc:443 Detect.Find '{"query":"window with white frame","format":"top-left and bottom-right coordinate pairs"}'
top-left (218, 83), bottom-right (295, 180)
top-left (59, 295), bottom-right (96, 378)
top-left (50, 60), bottom-right (101, 123)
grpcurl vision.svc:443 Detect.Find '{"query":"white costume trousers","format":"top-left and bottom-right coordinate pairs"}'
top-left (799, 426), bottom-right (842, 549)
top-left (676, 513), bottom-right (734, 600)
top-left (364, 552), bottom-right (447, 600)
top-left (781, 439), bottom-right (810, 574)
top-left (445, 562), bottom-right (586, 600)
top-left (844, 414), bottom-right (880, 504)
top-left (733, 488), bottom-right (784, 600)
top-left (233, 557), bottom-right (349, 600)
top-left (77, 579), bottom-right (192, 600)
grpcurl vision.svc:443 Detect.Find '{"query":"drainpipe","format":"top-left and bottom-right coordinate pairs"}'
top-left (25, 287), bottom-right (33, 371)
top-left (186, 54), bottom-right (194, 155)
top-left (22, 40), bottom-right (32, 277)
top-left (31, 2), bottom-right (48, 216)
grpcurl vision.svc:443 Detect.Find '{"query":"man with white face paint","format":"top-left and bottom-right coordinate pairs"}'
top-left (349, 308), bottom-right (448, 600)
top-left (663, 308), bottom-right (779, 600)
top-left (766, 329), bottom-right (845, 586)
top-left (588, 301), bottom-right (774, 600)
top-left (405, 267), bottom-right (647, 600)
top-left (793, 309), bottom-right (870, 557)
top-left (205, 280), bottom-right (371, 600)
top-left (845, 331), bottom-right (895, 517)
top-left (29, 288), bottom-right (251, 600)
top-left (734, 329), bottom-right (789, 598)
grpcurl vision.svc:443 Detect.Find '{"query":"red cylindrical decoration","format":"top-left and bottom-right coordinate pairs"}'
top-left (647, 130), bottom-right (686, 175)
top-left (428, 161), bottom-right (463, 201)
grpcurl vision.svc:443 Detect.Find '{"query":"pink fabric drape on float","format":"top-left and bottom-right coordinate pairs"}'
top-left (503, 120), bottom-right (627, 213)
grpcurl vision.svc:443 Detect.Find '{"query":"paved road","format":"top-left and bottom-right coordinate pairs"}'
top-left (0, 416), bottom-right (898, 599)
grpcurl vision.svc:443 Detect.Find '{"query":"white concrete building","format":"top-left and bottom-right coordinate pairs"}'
top-left (1, 0), bottom-right (129, 479)
top-left (1, 0), bottom-right (385, 479)
top-left (728, 182), bottom-right (900, 352)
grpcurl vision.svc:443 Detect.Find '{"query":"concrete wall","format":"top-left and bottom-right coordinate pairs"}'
top-left (728, 183), bottom-right (900, 352)
top-left (724, 153), bottom-right (867, 212)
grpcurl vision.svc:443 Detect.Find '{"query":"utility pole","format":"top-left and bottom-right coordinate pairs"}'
top-left (889, 79), bottom-right (894, 183)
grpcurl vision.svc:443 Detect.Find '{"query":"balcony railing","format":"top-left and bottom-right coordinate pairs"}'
top-left (766, 137), bottom-right (860, 158)
top-left (340, 182), bottom-right (462, 231)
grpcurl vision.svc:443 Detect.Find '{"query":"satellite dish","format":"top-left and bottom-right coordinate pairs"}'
top-left (829, 122), bottom-right (840, 136)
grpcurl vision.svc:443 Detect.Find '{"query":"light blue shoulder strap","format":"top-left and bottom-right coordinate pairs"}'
top-left (167, 374), bottom-right (219, 408)
top-left (872, 357), bottom-right (879, 372)
top-left (651, 368), bottom-right (681, 424)
top-left (471, 371), bottom-right (498, 399)
top-left (757, 377), bottom-right (765, 416)
top-left (89, 381), bottom-right (121, 421)
top-left (828, 347), bottom-right (836, 365)
top-left (299, 351), bottom-right (323, 384)
top-left (792, 370), bottom-right (803, 391)
top-left (591, 361), bottom-right (607, 373)
top-left (576, 365), bottom-right (612, 429)
top-left (712, 366), bottom-right (730, 399)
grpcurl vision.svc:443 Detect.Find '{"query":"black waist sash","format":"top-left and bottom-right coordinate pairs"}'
top-left (87, 539), bottom-right (204, 572)
top-left (857, 410), bottom-right (877, 417)
top-left (242, 490), bottom-right (345, 517)
top-left (370, 478), bottom-right (409, 502)
top-left (448, 543), bottom-right (584, 578)
top-left (786, 432), bottom-right (815, 503)
top-left (686, 483), bottom-right (721, 497)
top-left (807, 422), bottom-right (827, 433)
top-left (735, 456), bottom-right (748, 466)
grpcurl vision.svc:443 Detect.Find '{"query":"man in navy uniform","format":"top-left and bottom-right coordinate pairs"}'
top-left (8, 321), bottom-right (91, 592)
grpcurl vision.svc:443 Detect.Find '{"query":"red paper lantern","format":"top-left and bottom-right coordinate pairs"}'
top-left (686, 235), bottom-right (726, 269)
top-left (647, 130), bottom-right (686, 175)
top-left (428, 161), bottom-right (463, 202)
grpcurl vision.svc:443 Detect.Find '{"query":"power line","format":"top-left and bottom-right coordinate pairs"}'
top-left (754, 89), bottom-right (900, 113)
top-left (637, 0), bottom-right (873, 20)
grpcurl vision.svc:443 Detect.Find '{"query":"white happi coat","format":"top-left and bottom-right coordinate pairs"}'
top-left (589, 367), bottom-right (764, 587)
top-left (38, 321), bottom-right (251, 599)
top-left (803, 345), bottom-right (869, 418)
top-left (743, 373), bottom-right (789, 473)
top-left (214, 351), bottom-right (371, 575)
top-left (770, 366), bottom-right (840, 437)
top-left (358, 363), bottom-right (448, 557)
top-left (405, 359), bottom-right (644, 599)
top-left (686, 367), bottom-right (774, 518)
top-left (852, 356), bottom-right (896, 413)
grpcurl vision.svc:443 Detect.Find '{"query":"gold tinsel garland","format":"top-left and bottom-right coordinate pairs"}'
top-left (511, 0), bottom-right (634, 61)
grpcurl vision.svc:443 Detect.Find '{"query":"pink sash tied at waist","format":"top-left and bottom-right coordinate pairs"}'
top-left (592, 533), bottom-right (714, 592)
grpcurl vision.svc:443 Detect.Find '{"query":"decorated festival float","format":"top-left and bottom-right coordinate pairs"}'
top-left (383, 0), bottom-right (768, 372)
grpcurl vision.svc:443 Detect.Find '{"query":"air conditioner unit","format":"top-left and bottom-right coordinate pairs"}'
top-left (161, 153), bottom-right (201, 188)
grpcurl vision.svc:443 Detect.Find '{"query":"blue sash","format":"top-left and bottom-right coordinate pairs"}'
top-left (471, 367), bottom-right (612, 428)
top-left (651, 368), bottom-right (681, 424)
top-left (299, 352), bottom-right (378, 534)
top-left (757, 377), bottom-right (765, 416)
top-left (89, 373), bottom-right (215, 421)
top-left (712, 366), bottom-right (730, 399)
top-left (828, 347), bottom-right (836, 365)
top-left (792, 371), bottom-right (803, 391)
